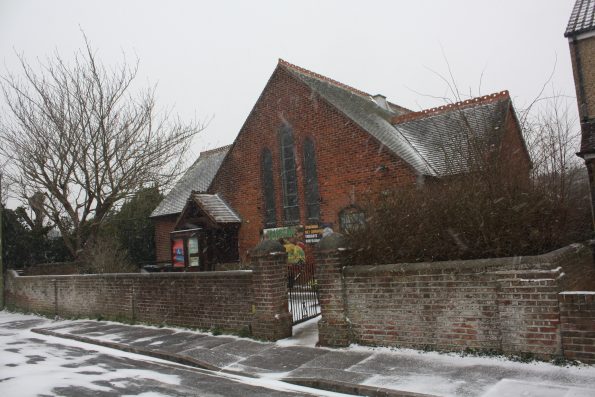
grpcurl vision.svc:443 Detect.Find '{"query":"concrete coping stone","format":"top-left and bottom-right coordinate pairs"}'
top-left (250, 240), bottom-right (286, 256)
top-left (316, 233), bottom-right (348, 252)
top-left (344, 248), bottom-right (584, 276)
top-left (559, 291), bottom-right (595, 295)
top-left (9, 269), bottom-right (253, 279)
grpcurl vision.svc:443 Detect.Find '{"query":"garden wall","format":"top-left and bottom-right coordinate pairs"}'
top-left (559, 292), bottom-right (595, 363)
top-left (5, 270), bottom-right (254, 332)
top-left (4, 241), bottom-right (293, 341)
top-left (316, 237), bottom-right (595, 363)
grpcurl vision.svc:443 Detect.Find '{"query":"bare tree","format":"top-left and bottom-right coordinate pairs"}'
top-left (346, 87), bottom-right (590, 265)
top-left (522, 93), bottom-right (582, 198)
top-left (0, 159), bottom-right (13, 208)
top-left (0, 36), bottom-right (205, 258)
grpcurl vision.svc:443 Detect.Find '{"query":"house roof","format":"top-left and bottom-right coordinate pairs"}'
top-left (392, 92), bottom-right (512, 176)
top-left (565, 0), bottom-right (595, 37)
top-left (150, 145), bottom-right (230, 218)
top-left (280, 60), bottom-right (434, 176)
top-left (279, 60), bottom-right (514, 177)
top-left (191, 193), bottom-right (241, 224)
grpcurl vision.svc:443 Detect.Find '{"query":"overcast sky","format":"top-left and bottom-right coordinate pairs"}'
top-left (0, 0), bottom-right (578, 162)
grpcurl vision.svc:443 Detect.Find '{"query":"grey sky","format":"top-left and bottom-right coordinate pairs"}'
top-left (0, 0), bottom-right (577, 160)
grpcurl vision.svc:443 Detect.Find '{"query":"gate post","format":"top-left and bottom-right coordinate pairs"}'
top-left (250, 240), bottom-right (292, 341)
top-left (315, 233), bottom-right (350, 347)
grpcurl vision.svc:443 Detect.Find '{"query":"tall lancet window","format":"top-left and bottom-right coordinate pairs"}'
top-left (303, 137), bottom-right (320, 223)
top-left (279, 124), bottom-right (300, 224)
top-left (261, 148), bottom-right (277, 228)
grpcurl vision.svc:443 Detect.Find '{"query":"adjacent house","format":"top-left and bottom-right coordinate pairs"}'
top-left (565, 0), bottom-right (595, 227)
top-left (151, 60), bottom-right (530, 269)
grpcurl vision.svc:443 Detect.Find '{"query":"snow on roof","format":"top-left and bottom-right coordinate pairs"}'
top-left (392, 95), bottom-right (511, 176)
top-left (191, 193), bottom-right (241, 224)
top-left (280, 60), bottom-right (433, 176)
top-left (280, 60), bottom-right (513, 177)
top-left (150, 145), bottom-right (230, 218)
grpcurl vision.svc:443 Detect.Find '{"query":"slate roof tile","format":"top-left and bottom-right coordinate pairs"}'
top-left (280, 60), bottom-right (434, 176)
top-left (393, 96), bottom-right (511, 176)
top-left (280, 60), bottom-right (513, 177)
top-left (192, 193), bottom-right (241, 224)
top-left (153, 62), bottom-right (519, 221)
top-left (565, 0), bottom-right (595, 37)
top-left (150, 145), bottom-right (230, 218)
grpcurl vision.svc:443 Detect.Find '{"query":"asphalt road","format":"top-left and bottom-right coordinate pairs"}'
top-left (0, 314), bottom-right (349, 397)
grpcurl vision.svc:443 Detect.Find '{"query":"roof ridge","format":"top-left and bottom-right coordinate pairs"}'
top-left (278, 59), bottom-right (371, 97)
top-left (391, 91), bottom-right (510, 125)
top-left (199, 144), bottom-right (231, 156)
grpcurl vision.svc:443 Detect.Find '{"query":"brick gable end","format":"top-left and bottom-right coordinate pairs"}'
top-left (209, 65), bottom-right (418, 261)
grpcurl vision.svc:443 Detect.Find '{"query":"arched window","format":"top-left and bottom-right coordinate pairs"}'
top-left (261, 148), bottom-right (276, 228)
top-left (303, 137), bottom-right (320, 223)
top-left (279, 124), bottom-right (300, 224)
top-left (339, 206), bottom-right (366, 233)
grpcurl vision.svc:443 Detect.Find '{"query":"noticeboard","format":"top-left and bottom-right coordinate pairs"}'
top-left (263, 223), bottom-right (333, 245)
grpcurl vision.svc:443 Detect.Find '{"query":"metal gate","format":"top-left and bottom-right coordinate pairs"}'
top-left (287, 262), bottom-right (320, 325)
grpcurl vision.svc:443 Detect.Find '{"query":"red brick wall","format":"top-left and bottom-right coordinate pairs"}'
top-left (5, 273), bottom-right (56, 316)
top-left (317, 242), bottom-right (594, 360)
top-left (559, 292), bottom-right (595, 364)
top-left (153, 215), bottom-right (178, 263)
top-left (497, 271), bottom-right (561, 357)
top-left (5, 270), bottom-right (253, 332)
top-left (209, 66), bottom-right (418, 261)
top-left (342, 262), bottom-right (562, 357)
top-left (500, 105), bottom-right (532, 185)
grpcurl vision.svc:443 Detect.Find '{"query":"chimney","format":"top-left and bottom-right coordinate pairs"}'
top-left (372, 94), bottom-right (392, 112)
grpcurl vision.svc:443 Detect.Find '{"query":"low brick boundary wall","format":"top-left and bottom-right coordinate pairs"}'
top-left (5, 270), bottom-right (254, 332)
top-left (340, 263), bottom-right (562, 358)
top-left (316, 236), bottom-right (595, 363)
top-left (559, 292), bottom-right (595, 363)
top-left (4, 240), bottom-right (292, 341)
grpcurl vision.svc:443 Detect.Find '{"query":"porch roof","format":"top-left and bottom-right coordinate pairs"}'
top-left (191, 193), bottom-right (241, 224)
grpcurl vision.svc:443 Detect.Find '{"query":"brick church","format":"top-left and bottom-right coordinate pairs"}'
top-left (150, 60), bottom-right (530, 270)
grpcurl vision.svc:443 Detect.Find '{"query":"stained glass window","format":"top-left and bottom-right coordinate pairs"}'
top-left (279, 124), bottom-right (300, 224)
top-left (261, 148), bottom-right (277, 227)
top-left (303, 137), bottom-right (320, 222)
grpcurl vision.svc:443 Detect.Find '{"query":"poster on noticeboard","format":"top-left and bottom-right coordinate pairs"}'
top-left (172, 239), bottom-right (185, 267)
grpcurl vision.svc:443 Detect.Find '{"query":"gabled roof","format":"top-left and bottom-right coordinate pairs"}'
top-left (279, 60), bottom-right (517, 177)
top-left (150, 145), bottom-right (230, 218)
top-left (191, 193), bottom-right (241, 224)
top-left (565, 0), bottom-right (595, 37)
top-left (392, 92), bottom-right (512, 176)
top-left (279, 60), bottom-right (433, 176)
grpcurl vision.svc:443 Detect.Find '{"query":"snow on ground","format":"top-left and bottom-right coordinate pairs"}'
top-left (347, 344), bottom-right (595, 396)
top-left (3, 311), bottom-right (595, 397)
top-left (0, 315), bottom-right (182, 396)
top-left (276, 316), bottom-right (320, 347)
top-left (0, 311), bottom-right (353, 397)
top-left (481, 379), bottom-right (594, 397)
top-left (347, 343), bottom-right (595, 373)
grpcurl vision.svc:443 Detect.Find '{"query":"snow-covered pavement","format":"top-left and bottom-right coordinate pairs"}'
top-left (2, 311), bottom-right (595, 397)
top-left (0, 311), bottom-right (353, 397)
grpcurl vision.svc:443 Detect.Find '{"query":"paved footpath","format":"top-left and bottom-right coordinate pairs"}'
top-left (20, 315), bottom-right (595, 397)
